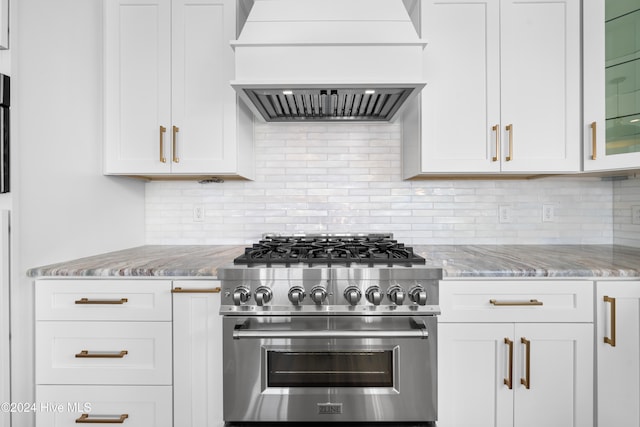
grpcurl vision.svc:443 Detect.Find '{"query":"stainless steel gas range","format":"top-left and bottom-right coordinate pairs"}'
top-left (218, 234), bottom-right (441, 426)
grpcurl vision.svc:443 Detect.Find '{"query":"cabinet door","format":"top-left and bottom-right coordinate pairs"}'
top-left (596, 281), bottom-right (640, 427)
top-left (500, 0), bottom-right (580, 173)
top-left (584, 1), bottom-right (640, 171)
top-left (36, 321), bottom-right (172, 385)
top-left (36, 385), bottom-right (172, 427)
top-left (173, 281), bottom-right (224, 427)
top-left (513, 323), bottom-right (593, 427)
top-left (171, 0), bottom-right (238, 174)
top-left (104, 0), bottom-right (172, 174)
top-left (0, 211), bottom-right (7, 427)
top-left (439, 280), bottom-right (593, 324)
top-left (419, 0), bottom-right (501, 173)
top-left (583, 0), bottom-right (607, 170)
top-left (438, 323), bottom-right (514, 427)
top-left (35, 279), bottom-right (172, 321)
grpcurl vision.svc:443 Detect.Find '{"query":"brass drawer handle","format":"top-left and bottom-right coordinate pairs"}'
top-left (590, 121), bottom-right (597, 160)
top-left (521, 337), bottom-right (531, 389)
top-left (505, 124), bottom-right (513, 161)
top-left (604, 295), bottom-right (616, 347)
top-left (492, 124), bottom-right (500, 162)
top-left (76, 413), bottom-right (129, 423)
top-left (159, 125), bottom-right (167, 163)
top-left (75, 350), bottom-right (128, 359)
top-left (172, 287), bottom-right (221, 294)
top-left (489, 299), bottom-right (543, 306)
top-left (504, 337), bottom-right (513, 389)
top-left (75, 298), bottom-right (128, 305)
top-left (172, 125), bottom-right (180, 163)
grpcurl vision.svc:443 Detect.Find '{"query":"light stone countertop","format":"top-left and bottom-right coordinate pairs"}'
top-left (26, 245), bottom-right (244, 278)
top-left (26, 244), bottom-right (640, 279)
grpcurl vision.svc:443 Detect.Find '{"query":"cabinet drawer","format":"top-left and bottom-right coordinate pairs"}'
top-left (36, 385), bottom-right (172, 427)
top-left (35, 280), bottom-right (172, 321)
top-left (36, 322), bottom-right (172, 385)
top-left (440, 280), bottom-right (593, 323)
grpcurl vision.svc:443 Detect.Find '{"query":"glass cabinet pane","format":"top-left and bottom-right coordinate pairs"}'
top-left (605, 2), bottom-right (640, 155)
top-left (267, 351), bottom-right (393, 387)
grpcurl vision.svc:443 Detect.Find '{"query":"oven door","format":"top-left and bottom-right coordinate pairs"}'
top-left (222, 315), bottom-right (437, 423)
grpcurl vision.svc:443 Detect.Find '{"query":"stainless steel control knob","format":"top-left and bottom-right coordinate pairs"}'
top-left (387, 285), bottom-right (405, 305)
top-left (365, 286), bottom-right (383, 305)
top-left (254, 286), bottom-right (273, 306)
top-left (310, 286), bottom-right (328, 305)
top-left (288, 286), bottom-right (306, 305)
top-left (409, 286), bottom-right (427, 305)
top-left (232, 286), bottom-right (251, 306)
top-left (344, 286), bottom-right (362, 306)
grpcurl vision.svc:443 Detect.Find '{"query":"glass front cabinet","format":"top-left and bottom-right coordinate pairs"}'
top-left (584, 0), bottom-right (640, 171)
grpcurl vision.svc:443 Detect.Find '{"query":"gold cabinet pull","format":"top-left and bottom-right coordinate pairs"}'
top-left (604, 295), bottom-right (616, 347)
top-left (489, 299), bottom-right (543, 306)
top-left (76, 413), bottom-right (129, 423)
top-left (505, 124), bottom-right (513, 161)
top-left (75, 350), bottom-right (128, 359)
top-left (492, 124), bottom-right (500, 162)
top-left (75, 298), bottom-right (128, 305)
top-left (590, 121), bottom-right (597, 160)
top-left (172, 125), bottom-right (180, 163)
top-left (504, 337), bottom-right (513, 389)
top-left (520, 337), bottom-right (531, 389)
top-left (172, 287), bottom-right (221, 294)
top-left (159, 125), bottom-right (167, 163)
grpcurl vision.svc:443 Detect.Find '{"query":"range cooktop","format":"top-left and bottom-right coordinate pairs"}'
top-left (233, 234), bottom-right (425, 267)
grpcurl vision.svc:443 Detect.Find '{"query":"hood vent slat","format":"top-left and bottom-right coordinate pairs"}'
top-left (243, 88), bottom-right (414, 122)
top-left (232, 0), bottom-right (426, 122)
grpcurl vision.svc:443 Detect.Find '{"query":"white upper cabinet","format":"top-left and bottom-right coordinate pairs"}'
top-left (403, 0), bottom-right (580, 177)
top-left (104, 0), bottom-right (254, 178)
top-left (584, 0), bottom-right (640, 171)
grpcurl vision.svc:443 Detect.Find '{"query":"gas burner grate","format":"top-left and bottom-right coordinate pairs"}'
top-left (234, 236), bottom-right (425, 267)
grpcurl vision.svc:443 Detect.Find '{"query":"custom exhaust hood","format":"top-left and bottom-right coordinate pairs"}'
top-left (231, 0), bottom-right (426, 122)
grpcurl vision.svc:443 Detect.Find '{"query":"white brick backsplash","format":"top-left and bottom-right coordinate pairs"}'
top-left (145, 122), bottom-right (616, 245)
top-left (613, 175), bottom-right (640, 247)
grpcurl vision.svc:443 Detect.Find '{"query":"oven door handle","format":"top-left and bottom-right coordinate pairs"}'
top-left (233, 319), bottom-right (429, 340)
top-left (233, 329), bottom-right (429, 339)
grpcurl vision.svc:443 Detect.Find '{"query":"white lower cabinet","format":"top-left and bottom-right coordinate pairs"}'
top-left (36, 385), bottom-right (172, 426)
top-left (35, 278), bottom-right (225, 427)
top-left (36, 322), bottom-right (172, 385)
top-left (596, 281), bottom-right (640, 427)
top-left (439, 323), bottom-right (514, 426)
top-left (438, 280), bottom-right (594, 427)
top-left (35, 279), bottom-right (173, 427)
top-left (172, 280), bottom-right (224, 427)
top-left (36, 273), bottom-right (640, 427)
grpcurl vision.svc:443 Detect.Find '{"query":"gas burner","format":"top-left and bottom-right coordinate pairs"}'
top-left (234, 234), bottom-right (425, 267)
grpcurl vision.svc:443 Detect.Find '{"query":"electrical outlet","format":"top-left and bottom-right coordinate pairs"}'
top-left (632, 206), bottom-right (640, 225)
top-left (193, 205), bottom-right (205, 222)
top-left (499, 205), bottom-right (512, 223)
top-left (542, 204), bottom-right (555, 222)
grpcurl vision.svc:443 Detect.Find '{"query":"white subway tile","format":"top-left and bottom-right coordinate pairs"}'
top-left (144, 123), bottom-right (618, 245)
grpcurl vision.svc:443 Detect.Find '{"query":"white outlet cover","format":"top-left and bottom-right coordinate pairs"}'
top-left (499, 205), bottom-right (512, 223)
top-left (632, 206), bottom-right (640, 225)
top-left (193, 206), bottom-right (205, 222)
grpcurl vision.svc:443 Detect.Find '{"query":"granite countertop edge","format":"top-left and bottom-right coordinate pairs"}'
top-left (26, 244), bottom-right (640, 279)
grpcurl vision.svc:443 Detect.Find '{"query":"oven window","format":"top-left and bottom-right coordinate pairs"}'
top-left (267, 351), bottom-right (393, 387)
